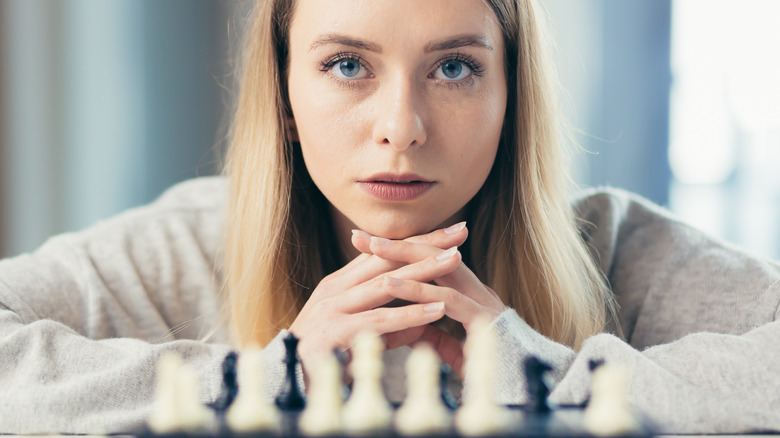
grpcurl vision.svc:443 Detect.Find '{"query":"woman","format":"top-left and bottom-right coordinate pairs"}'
top-left (0, 0), bottom-right (778, 434)
top-left (228, 0), bottom-right (611, 374)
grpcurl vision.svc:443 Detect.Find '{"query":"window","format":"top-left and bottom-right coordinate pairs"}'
top-left (669, 0), bottom-right (780, 259)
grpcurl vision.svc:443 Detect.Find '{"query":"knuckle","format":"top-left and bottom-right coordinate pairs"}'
top-left (316, 296), bottom-right (340, 314)
top-left (448, 287), bottom-right (464, 303)
top-left (369, 309), bottom-right (388, 326)
top-left (412, 280), bottom-right (426, 297)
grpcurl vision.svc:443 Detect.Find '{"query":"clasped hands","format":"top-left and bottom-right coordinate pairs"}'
top-left (289, 222), bottom-right (507, 379)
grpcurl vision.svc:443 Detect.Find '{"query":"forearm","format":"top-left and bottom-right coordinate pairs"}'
top-left (0, 306), bottom-right (297, 434)
top-left (489, 310), bottom-right (780, 434)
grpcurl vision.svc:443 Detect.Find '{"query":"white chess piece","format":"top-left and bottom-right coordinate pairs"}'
top-left (299, 352), bottom-right (344, 435)
top-left (226, 349), bottom-right (281, 433)
top-left (455, 315), bottom-right (513, 436)
top-left (148, 353), bottom-right (214, 434)
top-left (395, 343), bottom-right (451, 435)
top-left (341, 331), bottom-right (392, 434)
top-left (583, 363), bottom-right (640, 436)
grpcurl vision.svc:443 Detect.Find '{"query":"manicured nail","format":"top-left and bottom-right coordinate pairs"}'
top-left (352, 229), bottom-right (371, 239)
top-left (371, 236), bottom-right (392, 246)
top-left (444, 221), bottom-right (467, 235)
top-left (435, 246), bottom-right (458, 261)
top-left (424, 302), bottom-right (444, 313)
top-left (383, 276), bottom-right (403, 287)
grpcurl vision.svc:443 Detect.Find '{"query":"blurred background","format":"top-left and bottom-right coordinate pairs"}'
top-left (1, 0), bottom-right (778, 260)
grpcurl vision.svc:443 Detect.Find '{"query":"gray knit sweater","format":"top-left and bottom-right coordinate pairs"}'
top-left (0, 177), bottom-right (777, 434)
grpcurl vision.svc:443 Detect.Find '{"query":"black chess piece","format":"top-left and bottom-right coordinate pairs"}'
top-left (275, 333), bottom-right (306, 410)
top-left (210, 351), bottom-right (239, 412)
top-left (524, 355), bottom-right (553, 413)
top-left (440, 363), bottom-right (459, 410)
top-left (588, 358), bottom-right (605, 372)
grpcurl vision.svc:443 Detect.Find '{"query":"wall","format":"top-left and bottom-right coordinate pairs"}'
top-left (546, 0), bottom-right (672, 206)
top-left (0, 0), bottom-right (241, 257)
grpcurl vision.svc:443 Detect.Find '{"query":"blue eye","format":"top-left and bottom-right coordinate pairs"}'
top-left (442, 60), bottom-right (463, 79)
top-left (331, 57), bottom-right (368, 80)
top-left (434, 59), bottom-right (471, 81)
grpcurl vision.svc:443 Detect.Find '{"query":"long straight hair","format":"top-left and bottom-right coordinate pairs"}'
top-left (224, 0), bottom-right (617, 348)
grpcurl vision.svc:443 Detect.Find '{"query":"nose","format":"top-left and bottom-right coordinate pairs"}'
top-left (372, 78), bottom-right (427, 151)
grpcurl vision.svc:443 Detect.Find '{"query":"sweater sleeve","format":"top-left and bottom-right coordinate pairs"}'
top-left (484, 188), bottom-right (780, 434)
top-left (489, 309), bottom-right (780, 435)
top-left (0, 177), bottom-right (291, 434)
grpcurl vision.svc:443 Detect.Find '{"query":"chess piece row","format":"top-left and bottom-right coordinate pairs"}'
top-left (146, 315), bottom-right (643, 437)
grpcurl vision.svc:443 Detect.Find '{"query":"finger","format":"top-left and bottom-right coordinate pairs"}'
top-left (378, 246), bottom-right (463, 284)
top-left (335, 248), bottom-right (464, 313)
top-left (351, 222), bottom-right (468, 255)
top-left (317, 253), bottom-right (404, 299)
top-left (413, 325), bottom-right (465, 377)
top-left (435, 264), bottom-right (507, 320)
top-left (405, 221), bottom-right (468, 248)
top-left (350, 229), bottom-right (373, 254)
top-left (353, 302), bottom-right (445, 336)
top-left (382, 277), bottom-right (483, 325)
top-left (336, 274), bottom-right (396, 312)
top-left (368, 237), bottom-right (443, 264)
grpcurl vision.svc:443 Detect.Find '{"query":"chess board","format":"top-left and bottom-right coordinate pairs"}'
top-left (136, 403), bottom-right (655, 438)
top-left (142, 333), bottom-right (654, 438)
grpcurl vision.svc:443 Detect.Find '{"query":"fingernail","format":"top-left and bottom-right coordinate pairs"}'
top-left (352, 229), bottom-right (371, 239)
top-left (383, 276), bottom-right (403, 287)
top-left (371, 236), bottom-right (392, 246)
top-left (444, 221), bottom-right (467, 235)
top-left (424, 302), bottom-right (444, 313)
top-left (435, 246), bottom-right (458, 261)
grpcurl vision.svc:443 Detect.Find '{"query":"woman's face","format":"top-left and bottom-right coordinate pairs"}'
top-left (287, 0), bottom-right (507, 240)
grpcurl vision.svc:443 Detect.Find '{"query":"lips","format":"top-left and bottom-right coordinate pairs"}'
top-left (358, 173), bottom-right (435, 201)
top-left (361, 173), bottom-right (432, 184)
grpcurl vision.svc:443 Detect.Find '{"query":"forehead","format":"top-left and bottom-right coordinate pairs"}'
top-left (289, 0), bottom-right (503, 53)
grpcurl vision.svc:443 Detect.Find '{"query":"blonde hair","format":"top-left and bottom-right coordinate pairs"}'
top-left (224, 0), bottom-right (617, 348)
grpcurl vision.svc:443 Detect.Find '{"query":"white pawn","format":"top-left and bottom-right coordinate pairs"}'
top-left (148, 353), bottom-right (214, 434)
top-left (395, 343), bottom-right (451, 435)
top-left (583, 363), bottom-right (640, 436)
top-left (226, 349), bottom-right (281, 433)
top-left (455, 315), bottom-right (513, 436)
top-left (341, 331), bottom-right (392, 434)
top-left (299, 352), bottom-right (344, 435)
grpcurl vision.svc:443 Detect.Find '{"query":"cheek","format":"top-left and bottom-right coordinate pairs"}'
top-left (291, 81), bottom-right (370, 140)
top-left (289, 85), bottom-right (366, 177)
top-left (441, 94), bottom-right (504, 175)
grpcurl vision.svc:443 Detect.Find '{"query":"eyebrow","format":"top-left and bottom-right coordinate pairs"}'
top-left (309, 34), bottom-right (382, 53)
top-left (308, 33), bottom-right (493, 53)
top-left (424, 35), bottom-right (494, 52)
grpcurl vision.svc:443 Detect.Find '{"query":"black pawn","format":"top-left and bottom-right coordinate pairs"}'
top-left (275, 333), bottom-right (306, 410)
top-left (524, 356), bottom-right (553, 413)
top-left (440, 363), bottom-right (459, 410)
top-left (211, 351), bottom-right (239, 412)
